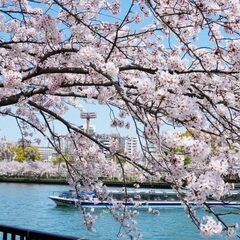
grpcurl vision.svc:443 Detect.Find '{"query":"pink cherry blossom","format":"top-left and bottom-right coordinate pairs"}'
top-left (200, 216), bottom-right (223, 236)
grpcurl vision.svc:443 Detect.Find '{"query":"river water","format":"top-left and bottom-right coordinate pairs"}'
top-left (0, 183), bottom-right (239, 239)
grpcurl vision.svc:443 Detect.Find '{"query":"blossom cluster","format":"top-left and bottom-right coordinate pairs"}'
top-left (0, 160), bottom-right (66, 178)
top-left (200, 216), bottom-right (223, 237)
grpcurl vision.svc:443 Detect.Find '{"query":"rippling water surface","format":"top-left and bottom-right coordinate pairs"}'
top-left (0, 183), bottom-right (239, 239)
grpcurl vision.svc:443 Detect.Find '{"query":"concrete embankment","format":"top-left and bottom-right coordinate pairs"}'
top-left (0, 176), bottom-right (171, 188)
top-left (0, 176), bottom-right (239, 189)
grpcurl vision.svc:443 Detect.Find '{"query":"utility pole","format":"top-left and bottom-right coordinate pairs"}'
top-left (80, 112), bottom-right (96, 135)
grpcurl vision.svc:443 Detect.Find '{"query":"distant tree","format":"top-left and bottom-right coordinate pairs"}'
top-left (24, 146), bottom-right (41, 162)
top-left (52, 149), bottom-right (71, 165)
top-left (11, 145), bottom-right (41, 162)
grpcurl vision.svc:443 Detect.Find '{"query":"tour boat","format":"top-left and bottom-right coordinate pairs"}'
top-left (48, 188), bottom-right (240, 208)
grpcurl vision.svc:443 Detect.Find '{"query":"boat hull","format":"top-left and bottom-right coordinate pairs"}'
top-left (49, 196), bottom-right (240, 208)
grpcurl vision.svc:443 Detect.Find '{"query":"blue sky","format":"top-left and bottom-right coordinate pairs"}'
top-left (0, 101), bottom-right (138, 144)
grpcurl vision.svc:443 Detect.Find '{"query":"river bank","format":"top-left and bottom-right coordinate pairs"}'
top-left (0, 176), bottom-right (239, 189)
top-left (0, 176), bottom-right (67, 185)
top-left (0, 176), bottom-right (171, 188)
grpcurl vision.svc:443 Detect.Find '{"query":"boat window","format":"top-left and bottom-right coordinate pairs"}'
top-left (109, 191), bottom-right (180, 201)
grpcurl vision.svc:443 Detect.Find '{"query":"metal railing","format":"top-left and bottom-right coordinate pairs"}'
top-left (0, 224), bottom-right (83, 240)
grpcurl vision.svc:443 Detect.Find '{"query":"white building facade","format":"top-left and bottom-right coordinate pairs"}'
top-left (124, 137), bottom-right (138, 155)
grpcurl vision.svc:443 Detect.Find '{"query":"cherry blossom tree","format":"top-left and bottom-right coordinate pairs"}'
top-left (0, 0), bottom-right (240, 238)
top-left (0, 160), bottom-right (66, 177)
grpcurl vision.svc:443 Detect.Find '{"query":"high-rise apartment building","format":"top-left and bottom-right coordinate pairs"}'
top-left (95, 134), bottom-right (139, 157)
top-left (124, 137), bottom-right (138, 155)
top-left (96, 133), bottom-right (121, 156)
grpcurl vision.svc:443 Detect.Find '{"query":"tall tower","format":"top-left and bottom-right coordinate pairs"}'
top-left (80, 112), bottom-right (96, 134)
